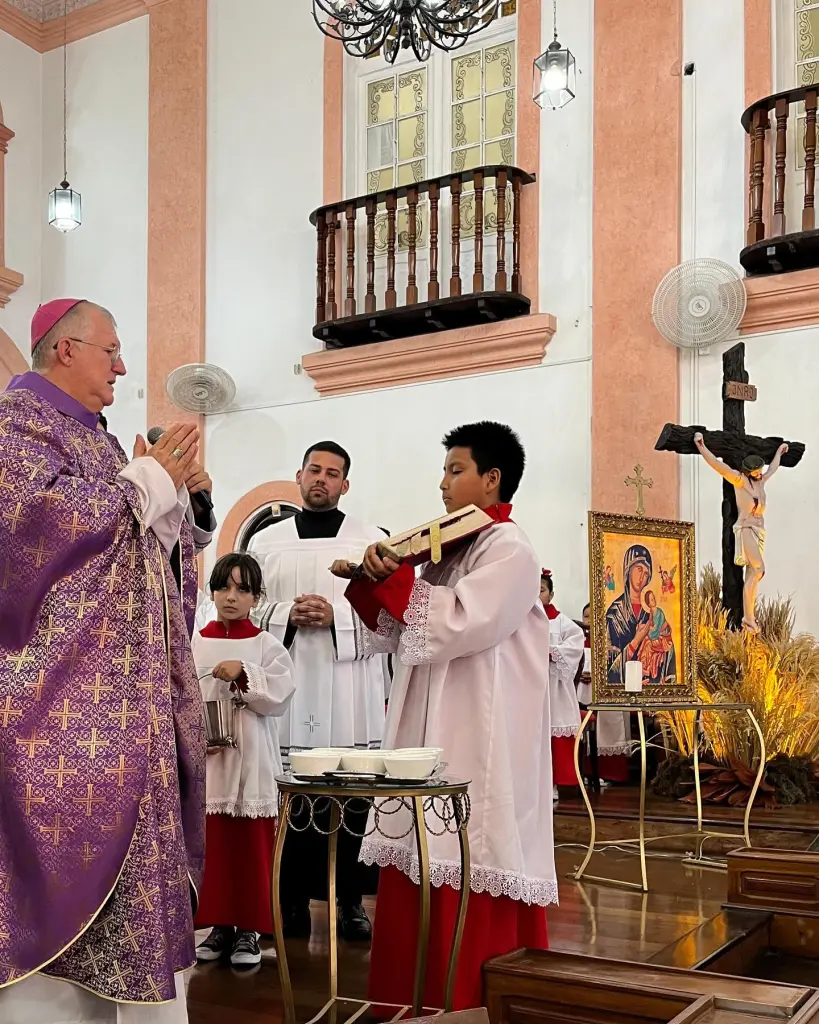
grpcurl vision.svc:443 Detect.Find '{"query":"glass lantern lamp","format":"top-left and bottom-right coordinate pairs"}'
top-left (48, 180), bottom-right (82, 232)
top-left (534, 38), bottom-right (576, 110)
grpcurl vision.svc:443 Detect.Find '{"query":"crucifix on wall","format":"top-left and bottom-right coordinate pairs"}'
top-left (654, 342), bottom-right (805, 630)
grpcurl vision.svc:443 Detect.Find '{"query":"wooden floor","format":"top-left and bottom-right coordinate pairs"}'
top-left (185, 846), bottom-right (732, 1023)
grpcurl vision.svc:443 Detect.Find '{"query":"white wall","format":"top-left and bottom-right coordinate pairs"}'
top-left (678, 0), bottom-right (819, 631)
top-left (207, 359), bottom-right (592, 617)
top-left (537, 0), bottom-right (593, 366)
top-left (0, 29), bottom-right (42, 358)
top-left (206, 0), bottom-right (324, 412)
top-left (41, 17), bottom-right (149, 447)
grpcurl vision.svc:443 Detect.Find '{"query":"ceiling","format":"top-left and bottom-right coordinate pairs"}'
top-left (2, 0), bottom-right (106, 22)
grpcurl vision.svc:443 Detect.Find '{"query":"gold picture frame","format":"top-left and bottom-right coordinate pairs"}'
top-left (589, 511), bottom-right (697, 705)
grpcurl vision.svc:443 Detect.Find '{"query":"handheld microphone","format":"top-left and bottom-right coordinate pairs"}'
top-left (146, 425), bottom-right (213, 512)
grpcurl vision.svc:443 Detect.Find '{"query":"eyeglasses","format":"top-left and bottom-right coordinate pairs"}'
top-left (59, 336), bottom-right (123, 367)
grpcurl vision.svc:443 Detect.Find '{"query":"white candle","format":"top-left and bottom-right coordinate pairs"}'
top-left (625, 660), bottom-right (643, 693)
top-left (583, 648), bottom-right (592, 673)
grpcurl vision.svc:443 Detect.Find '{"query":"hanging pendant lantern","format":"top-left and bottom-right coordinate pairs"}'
top-left (48, 180), bottom-right (82, 232)
top-left (534, 0), bottom-right (576, 110)
top-left (48, 1), bottom-right (81, 232)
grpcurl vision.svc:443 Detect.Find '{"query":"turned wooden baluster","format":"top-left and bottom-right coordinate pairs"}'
top-left (315, 215), bottom-right (327, 324)
top-left (804, 90), bottom-right (818, 231)
top-left (511, 173), bottom-right (522, 293)
top-left (365, 196), bottom-right (377, 314)
top-left (747, 107), bottom-right (768, 244)
top-left (428, 182), bottom-right (440, 301)
top-left (772, 98), bottom-right (789, 237)
top-left (495, 168), bottom-right (508, 290)
top-left (385, 191), bottom-right (397, 309)
top-left (406, 185), bottom-right (419, 305)
top-left (473, 170), bottom-right (485, 293)
top-left (344, 202), bottom-right (357, 317)
top-left (450, 175), bottom-right (462, 297)
top-left (326, 210), bottom-right (338, 320)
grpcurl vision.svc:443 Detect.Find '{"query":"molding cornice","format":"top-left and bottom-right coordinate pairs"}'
top-left (0, 266), bottom-right (23, 308)
top-left (302, 313), bottom-right (557, 398)
top-left (0, 2), bottom-right (41, 48)
top-left (740, 269), bottom-right (819, 335)
top-left (0, 0), bottom-right (147, 51)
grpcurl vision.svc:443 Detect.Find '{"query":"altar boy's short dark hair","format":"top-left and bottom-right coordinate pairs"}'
top-left (209, 552), bottom-right (264, 599)
top-left (442, 421), bottom-right (526, 502)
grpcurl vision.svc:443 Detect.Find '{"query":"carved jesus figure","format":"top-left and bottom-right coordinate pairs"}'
top-left (694, 431), bottom-right (788, 633)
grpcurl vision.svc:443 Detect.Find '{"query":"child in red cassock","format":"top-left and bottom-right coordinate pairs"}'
top-left (342, 421), bottom-right (556, 1010)
top-left (193, 553), bottom-right (295, 968)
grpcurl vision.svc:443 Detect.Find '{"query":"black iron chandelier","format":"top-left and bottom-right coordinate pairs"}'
top-left (313, 0), bottom-right (502, 64)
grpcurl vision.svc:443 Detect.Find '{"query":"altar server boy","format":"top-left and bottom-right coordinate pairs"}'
top-left (342, 421), bottom-right (556, 1010)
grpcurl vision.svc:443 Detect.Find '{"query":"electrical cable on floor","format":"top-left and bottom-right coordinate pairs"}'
top-left (554, 841), bottom-right (722, 864)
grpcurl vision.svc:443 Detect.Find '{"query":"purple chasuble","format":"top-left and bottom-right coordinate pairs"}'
top-left (0, 375), bottom-right (205, 1002)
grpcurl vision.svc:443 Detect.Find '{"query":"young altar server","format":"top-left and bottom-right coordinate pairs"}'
top-left (343, 421), bottom-right (556, 1011)
top-left (539, 570), bottom-right (584, 800)
top-left (193, 553), bottom-right (295, 968)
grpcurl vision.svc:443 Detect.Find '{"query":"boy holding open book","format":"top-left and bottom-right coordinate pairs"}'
top-left (333, 421), bottom-right (557, 1010)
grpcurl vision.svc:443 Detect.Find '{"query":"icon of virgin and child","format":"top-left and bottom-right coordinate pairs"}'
top-left (606, 544), bottom-right (678, 687)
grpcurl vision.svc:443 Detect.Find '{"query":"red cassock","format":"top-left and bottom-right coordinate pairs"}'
top-left (194, 815), bottom-right (276, 934)
top-left (370, 868), bottom-right (548, 1011)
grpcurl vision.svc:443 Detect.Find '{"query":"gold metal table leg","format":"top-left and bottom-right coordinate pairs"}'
top-left (327, 798), bottom-right (341, 1024)
top-left (573, 709), bottom-right (596, 882)
top-left (443, 794), bottom-right (471, 1012)
top-left (411, 794), bottom-right (431, 1018)
top-left (636, 711), bottom-right (648, 893)
top-left (744, 710), bottom-right (767, 848)
top-left (692, 707), bottom-right (703, 836)
top-left (272, 793), bottom-right (295, 1024)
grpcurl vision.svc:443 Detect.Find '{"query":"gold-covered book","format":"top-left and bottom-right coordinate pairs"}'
top-left (378, 504), bottom-right (494, 566)
top-left (330, 504), bottom-right (494, 579)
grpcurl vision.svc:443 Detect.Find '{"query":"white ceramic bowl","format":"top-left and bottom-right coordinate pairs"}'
top-left (383, 752), bottom-right (440, 780)
top-left (289, 750), bottom-right (341, 775)
top-left (390, 747), bottom-right (443, 763)
top-left (340, 750), bottom-right (387, 774)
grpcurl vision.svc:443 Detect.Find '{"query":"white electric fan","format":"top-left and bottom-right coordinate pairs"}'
top-left (166, 363), bottom-right (237, 415)
top-left (651, 258), bottom-right (747, 350)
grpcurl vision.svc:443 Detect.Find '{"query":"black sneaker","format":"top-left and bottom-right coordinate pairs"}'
top-left (338, 903), bottom-right (372, 942)
top-left (230, 930), bottom-right (262, 967)
top-left (282, 903), bottom-right (312, 939)
top-left (196, 926), bottom-right (235, 962)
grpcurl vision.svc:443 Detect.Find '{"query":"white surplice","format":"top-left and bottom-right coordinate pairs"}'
top-left (192, 629), bottom-right (295, 817)
top-left (576, 654), bottom-right (631, 756)
top-left (357, 522), bottom-right (558, 907)
top-left (249, 516), bottom-right (388, 753)
top-left (0, 971), bottom-right (187, 1023)
top-left (548, 610), bottom-right (584, 737)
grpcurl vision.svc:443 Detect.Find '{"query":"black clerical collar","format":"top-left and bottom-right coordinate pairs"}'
top-left (295, 506), bottom-right (346, 539)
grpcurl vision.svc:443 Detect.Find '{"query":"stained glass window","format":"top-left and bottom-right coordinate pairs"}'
top-left (451, 40), bottom-right (516, 239)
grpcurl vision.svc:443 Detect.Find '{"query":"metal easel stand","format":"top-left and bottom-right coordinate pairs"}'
top-left (571, 702), bottom-right (767, 893)
top-left (271, 778), bottom-right (472, 1024)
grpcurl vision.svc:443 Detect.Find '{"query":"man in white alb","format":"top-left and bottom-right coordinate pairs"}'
top-left (248, 441), bottom-right (387, 941)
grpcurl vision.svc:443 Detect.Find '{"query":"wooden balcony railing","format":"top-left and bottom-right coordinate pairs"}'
top-left (309, 165), bottom-right (536, 348)
top-left (741, 87), bottom-right (819, 275)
